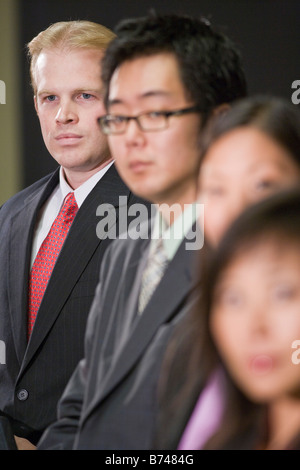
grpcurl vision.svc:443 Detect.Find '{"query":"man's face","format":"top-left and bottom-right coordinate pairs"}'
top-left (106, 53), bottom-right (201, 207)
top-left (34, 47), bottom-right (111, 188)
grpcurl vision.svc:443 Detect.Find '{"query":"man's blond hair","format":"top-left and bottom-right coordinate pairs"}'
top-left (27, 20), bottom-right (116, 93)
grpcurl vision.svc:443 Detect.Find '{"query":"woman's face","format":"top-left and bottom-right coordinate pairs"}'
top-left (210, 242), bottom-right (300, 403)
top-left (198, 127), bottom-right (300, 246)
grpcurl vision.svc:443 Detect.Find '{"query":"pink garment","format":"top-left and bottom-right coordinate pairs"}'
top-left (177, 369), bottom-right (225, 450)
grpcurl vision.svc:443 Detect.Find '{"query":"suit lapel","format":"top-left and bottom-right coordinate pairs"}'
top-left (108, 217), bottom-right (155, 348)
top-left (8, 171), bottom-right (59, 364)
top-left (84, 227), bottom-right (200, 418)
top-left (115, 238), bottom-right (151, 347)
top-left (22, 165), bottom-right (131, 369)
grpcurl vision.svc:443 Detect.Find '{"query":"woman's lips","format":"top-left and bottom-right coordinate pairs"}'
top-left (249, 354), bottom-right (275, 375)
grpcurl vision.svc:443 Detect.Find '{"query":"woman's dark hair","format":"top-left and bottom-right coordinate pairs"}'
top-left (101, 13), bottom-right (247, 126)
top-left (200, 95), bottom-right (300, 169)
top-left (155, 186), bottom-right (300, 450)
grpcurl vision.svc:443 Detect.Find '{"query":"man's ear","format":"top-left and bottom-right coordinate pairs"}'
top-left (211, 102), bottom-right (231, 118)
top-left (34, 95), bottom-right (39, 116)
top-left (204, 103), bottom-right (230, 132)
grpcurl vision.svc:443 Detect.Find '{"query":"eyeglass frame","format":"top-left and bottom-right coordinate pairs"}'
top-left (98, 105), bottom-right (201, 135)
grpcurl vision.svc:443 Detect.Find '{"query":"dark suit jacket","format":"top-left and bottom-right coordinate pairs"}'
top-left (0, 164), bottom-right (149, 444)
top-left (37, 221), bottom-right (202, 450)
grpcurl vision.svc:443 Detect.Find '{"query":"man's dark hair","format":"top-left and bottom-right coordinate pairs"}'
top-left (101, 13), bottom-right (247, 125)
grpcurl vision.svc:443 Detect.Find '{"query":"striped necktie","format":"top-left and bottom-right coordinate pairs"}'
top-left (138, 237), bottom-right (169, 314)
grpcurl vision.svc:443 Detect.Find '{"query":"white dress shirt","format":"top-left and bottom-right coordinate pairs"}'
top-left (30, 162), bottom-right (114, 268)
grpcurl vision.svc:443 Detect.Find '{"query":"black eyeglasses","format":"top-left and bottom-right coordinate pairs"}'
top-left (98, 105), bottom-right (201, 135)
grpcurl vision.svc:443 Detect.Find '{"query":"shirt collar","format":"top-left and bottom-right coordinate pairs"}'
top-left (59, 161), bottom-right (114, 208)
top-left (151, 202), bottom-right (199, 261)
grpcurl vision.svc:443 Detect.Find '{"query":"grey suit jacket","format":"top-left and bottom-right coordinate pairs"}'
top-left (38, 221), bottom-right (202, 450)
top-left (0, 164), bottom-right (149, 444)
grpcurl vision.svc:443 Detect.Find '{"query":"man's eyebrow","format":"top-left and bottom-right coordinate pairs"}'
top-left (73, 88), bottom-right (102, 94)
top-left (37, 90), bottom-right (54, 96)
top-left (108, 90), bottom-right (172, 107)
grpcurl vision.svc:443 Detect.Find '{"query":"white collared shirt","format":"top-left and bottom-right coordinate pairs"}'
top-left (30, 162), bottom-right (114, 267)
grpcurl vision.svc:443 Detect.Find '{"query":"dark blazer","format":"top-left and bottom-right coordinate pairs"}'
top-left (37, 221), bottom-right (202, 450)
top-left (0, 164), bottom-right (149, 444)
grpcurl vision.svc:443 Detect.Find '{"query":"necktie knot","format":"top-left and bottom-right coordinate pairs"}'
top-left (60, 192), bottom-right (78, 224)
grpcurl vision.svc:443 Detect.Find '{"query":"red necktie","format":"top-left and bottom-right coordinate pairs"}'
top-left (27, 192), bottom-right (78, 338)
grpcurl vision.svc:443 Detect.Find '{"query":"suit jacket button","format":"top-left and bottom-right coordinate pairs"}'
top-left (17, 389), bottom-right (29, 401)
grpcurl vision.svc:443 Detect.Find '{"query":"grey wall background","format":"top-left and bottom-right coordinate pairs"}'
top-left (0, 0), bottom-right (299, 204)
